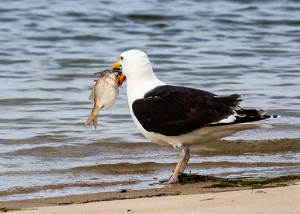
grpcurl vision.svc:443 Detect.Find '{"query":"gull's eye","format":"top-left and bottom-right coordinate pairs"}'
top-left (120, 56), bottom-right (123, 61)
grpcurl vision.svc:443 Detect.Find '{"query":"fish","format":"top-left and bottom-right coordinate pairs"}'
top-left (84, 69), bottom-right (122, 129)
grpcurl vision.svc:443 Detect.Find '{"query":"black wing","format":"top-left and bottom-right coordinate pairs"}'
top-left (132, 85), bottom-right (242, 136)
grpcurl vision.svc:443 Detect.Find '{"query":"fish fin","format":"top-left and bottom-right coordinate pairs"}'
top-left (94, 72), bottom-right (103, 76)
top-left (89, 82), bottom-right (97, 105)
top-left (84, 112), bottom-right (98, 129)
top-left (101, 100), bottom-right (115, 111)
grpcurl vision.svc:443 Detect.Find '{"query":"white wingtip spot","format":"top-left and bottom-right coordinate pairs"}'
top-left (212, 115), bottom-right (236, 125)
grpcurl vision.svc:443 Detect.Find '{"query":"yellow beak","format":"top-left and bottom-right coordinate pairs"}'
top-left (112, 61), bottom-right (121, 69)
top-left (112, 61), bottom-right (126, 85)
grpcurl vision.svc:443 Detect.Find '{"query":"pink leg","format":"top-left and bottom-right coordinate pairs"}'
top-left (163, 146), bottom-right (190, 184)
top-left (179, 148), bottom-right (190, 173)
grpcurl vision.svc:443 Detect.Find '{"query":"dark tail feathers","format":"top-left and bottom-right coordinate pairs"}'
top-left (234, 109), bottom-right (279, 124)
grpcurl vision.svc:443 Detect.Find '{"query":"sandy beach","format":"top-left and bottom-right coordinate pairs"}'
top-left (1, 178), bottom-right (299, 214)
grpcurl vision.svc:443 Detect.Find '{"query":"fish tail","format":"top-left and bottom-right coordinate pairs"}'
top-left (84, 112), bottom-right (98, 129)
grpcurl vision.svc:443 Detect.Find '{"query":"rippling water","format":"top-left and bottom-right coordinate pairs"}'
top-left (1, 0), bottom-right (300, 201)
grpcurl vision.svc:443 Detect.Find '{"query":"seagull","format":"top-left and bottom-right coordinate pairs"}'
top-left (112, 49), bottom-right (278, 184)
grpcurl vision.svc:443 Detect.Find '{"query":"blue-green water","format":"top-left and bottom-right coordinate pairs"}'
top-left (0, 0), bottom-right (300, 201)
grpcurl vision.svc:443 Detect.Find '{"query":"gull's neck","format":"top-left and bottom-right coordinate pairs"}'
top-left (126, 72), bottom-right (165, 107)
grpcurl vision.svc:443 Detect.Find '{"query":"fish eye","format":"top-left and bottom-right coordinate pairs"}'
top-left (120, 56), bottom-right (123, 61)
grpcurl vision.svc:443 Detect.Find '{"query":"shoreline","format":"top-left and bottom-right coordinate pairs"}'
top-left (1, 177), bottom-right (299, 213)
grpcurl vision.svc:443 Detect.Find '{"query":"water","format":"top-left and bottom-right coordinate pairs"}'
top-left (0, 0), bottom-right (300, 201)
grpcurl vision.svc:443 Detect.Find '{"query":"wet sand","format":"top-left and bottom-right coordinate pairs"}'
top-left (1, 178), bottom-right (299, 214)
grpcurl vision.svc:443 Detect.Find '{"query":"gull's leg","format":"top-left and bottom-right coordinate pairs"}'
top-left (163, 146), bottom-right (188, 184)
top-left (179, 148), bottom-right (190, 173)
